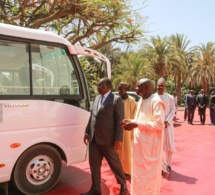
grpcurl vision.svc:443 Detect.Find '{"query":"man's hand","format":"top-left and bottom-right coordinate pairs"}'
top-left (121, 119), bottom-right (131, 129)
top-left (83, 134), bottom-right (90, 145)
top-left (114, 140), bottom-right (121, 151)
top-left (124, 122), bottom-right (138, 131)
top-left (121, 119), bottom-right (131, 123)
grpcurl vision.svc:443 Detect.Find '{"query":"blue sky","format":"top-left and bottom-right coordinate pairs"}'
top-left (131, 0), bottom-right (215, 47)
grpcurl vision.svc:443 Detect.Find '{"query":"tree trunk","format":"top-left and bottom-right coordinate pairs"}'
top-left (176, 72), bottom-right (181, 104)
top-left (203, 78), bottom-right (208, 94)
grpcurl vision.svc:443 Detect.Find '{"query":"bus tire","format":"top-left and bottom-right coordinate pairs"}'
top-left (12, 144), bottom-right (62, 195)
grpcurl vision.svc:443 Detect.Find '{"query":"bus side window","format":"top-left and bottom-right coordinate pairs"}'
top-left (59, 85), bottom-right (70, 95)
top-left (31, 44), bottom-right (80, 96)
top-left (0, 73), bottom-right (11, 94)
top-left (0, 39), bottom-right (30, 95)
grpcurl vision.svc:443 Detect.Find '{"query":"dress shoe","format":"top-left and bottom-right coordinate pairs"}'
top-left (120, 183), bottom-right (127, 195)
top-left (80, 190), bottom-right (101, 195)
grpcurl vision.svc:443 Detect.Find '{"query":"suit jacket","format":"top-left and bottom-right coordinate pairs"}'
top-left (186, 94), bottom-right (197, 109)
top-left (184, 94), bottom-right (189, 106)
top-left (85, 92), bottom-right (124, 145)
top-left (209, 96), bottom-right (215, 108)
top-left (196, 94), bottom-right (208, 107)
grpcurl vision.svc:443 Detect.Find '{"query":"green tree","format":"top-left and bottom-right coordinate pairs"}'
top-left (0, 0), bottom-right (146, 49)
top-left (112, 52), bottom-right (155, 90)
top-left (141, 36), bottom-right (179, 85)
top-left (169, 33), bottom-right (192, 103)
top-left (188, 42), bottom-right (215, 92)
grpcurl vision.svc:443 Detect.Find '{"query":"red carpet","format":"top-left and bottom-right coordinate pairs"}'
top-left (4, 107), bottom-right (215, 195)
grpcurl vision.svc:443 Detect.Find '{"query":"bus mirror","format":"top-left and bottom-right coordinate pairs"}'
top-left (94, 57), bottom-right (101, 64)
top-left (68, 45), bottom-right (111, 79)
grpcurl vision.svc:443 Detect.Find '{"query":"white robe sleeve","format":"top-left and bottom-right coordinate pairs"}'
top-left (137, 101), bottom-right (165, 132)
top-left (165, 95), bottom-right (176, 123)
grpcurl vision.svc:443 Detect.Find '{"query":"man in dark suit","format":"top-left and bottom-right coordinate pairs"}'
top-left (81, 78), bottom-right (127, 195)
top-left (196, 89), bottom-right (209, 125)
top-left (183, 90), bottom-right (190, 121)
top-left (186, 90), bottom-right (197, 125)
top-left (209, 88), bottom-right (215, 125)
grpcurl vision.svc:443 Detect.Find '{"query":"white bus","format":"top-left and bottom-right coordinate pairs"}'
top-left (0, 23), bottom-right (111, 195)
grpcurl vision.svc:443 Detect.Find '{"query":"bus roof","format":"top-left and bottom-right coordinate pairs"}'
top-left (0, 23), bottom-right (71, 45)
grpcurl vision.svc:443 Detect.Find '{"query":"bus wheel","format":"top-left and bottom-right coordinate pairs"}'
top-left (12, 144), bottom-right (62, 195)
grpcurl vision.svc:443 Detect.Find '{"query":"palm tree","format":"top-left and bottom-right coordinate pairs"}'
top-left (188, 42), bottom-right (215, 92)
top-left (112, 52), bottom-right (155, 90)
top-left (141, 36), bottom-right (180, 88)
top-left (142, 36), bottom-right (169, 78)
top-left (169, 33), bottom-right (192, 103)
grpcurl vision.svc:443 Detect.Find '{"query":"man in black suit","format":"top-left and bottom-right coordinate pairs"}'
top-left (81, 78), bottom-right (127, 195)
top-left (183, 90), bottom-right (190, 121)
top-left (196, 89), bottom-right (209, 125)
top-left (186, 90), bottom-right (197, 125)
